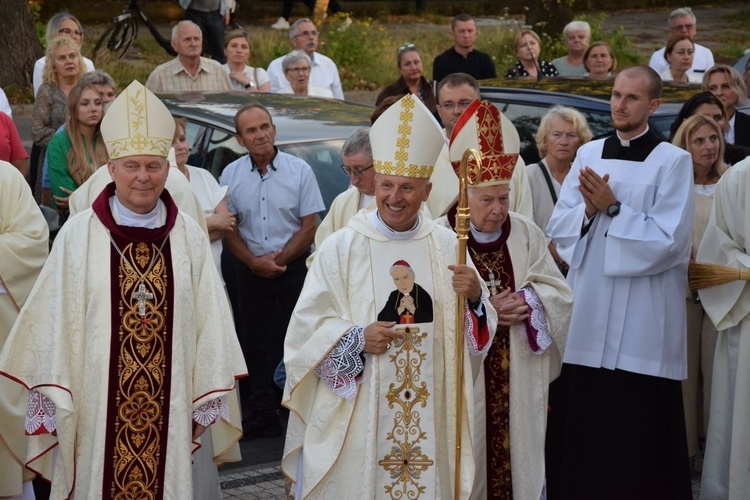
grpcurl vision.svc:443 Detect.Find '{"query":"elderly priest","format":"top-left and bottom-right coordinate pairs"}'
top-left (439, 100), bottom-right (572, 499)
top-left (0, 81), bottom-right (247, 499)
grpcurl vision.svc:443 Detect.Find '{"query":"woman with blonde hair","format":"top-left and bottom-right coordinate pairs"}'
top-left (703, 64), bottom-right (750, 147)
top-left (46, 81), bottom-right (108, 213)
top-left (526, 105), bottom-right (592, 274)
top-left (31, 36), bottom-right (87, 203)
top-left (32, 11), bottom-right (95, 96)
top-left (671, 114), bottom-right (726, 468)
top-left (505, 29), bottom-right (559, 79)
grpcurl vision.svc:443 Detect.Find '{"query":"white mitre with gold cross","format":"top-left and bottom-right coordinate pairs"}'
top-left (369, 93), bottom-right (443, 179)
top-left (101, 80), bottom-right (175, 159)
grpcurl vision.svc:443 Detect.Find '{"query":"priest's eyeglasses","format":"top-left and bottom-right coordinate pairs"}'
top-left (439, 99), bottom-right (473, 111)
top-left (341, 164), bottom-right (374, 179)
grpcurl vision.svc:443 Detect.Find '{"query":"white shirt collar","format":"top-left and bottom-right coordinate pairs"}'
top-left (616, 125), bottom-right (650, 147)
top-left (726, 112), bottom-right (736, 145)
top-left (110, 195), bottom-right (166, 229)
top-left (470, 222), bottom-right (502, 243)
top-left (367, 210), bottom-right (422, 240)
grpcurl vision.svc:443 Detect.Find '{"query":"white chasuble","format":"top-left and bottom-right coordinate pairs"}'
top-left (0, 188), bottom-right (246, 499)
top-left (282, 211), bottom-right (496, 499)
top-left (370, 239), bottom-right (437, 498)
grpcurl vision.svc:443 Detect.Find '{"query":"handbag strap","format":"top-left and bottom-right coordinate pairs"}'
top-left (535, 161), bottom-right (558, 205)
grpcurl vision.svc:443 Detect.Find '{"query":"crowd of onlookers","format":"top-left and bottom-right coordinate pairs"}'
top-left (2, 3), bottom-right (750, 498)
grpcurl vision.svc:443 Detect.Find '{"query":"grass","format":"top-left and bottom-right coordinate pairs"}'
top-left (12, 6), bottom-right (750, 103)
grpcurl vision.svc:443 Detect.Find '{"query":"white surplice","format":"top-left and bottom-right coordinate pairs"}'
top-left (696, 157), bottom-right (750, 499)
top-left (547, 135), bottom-right (694, 380)
top-left (0, 192), bottom-right (246, 499)
top-left (282, 211), bottom-right (497, 499)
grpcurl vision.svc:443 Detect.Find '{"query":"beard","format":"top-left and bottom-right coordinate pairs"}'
top-left (612, 115), bottom-right (646, 134)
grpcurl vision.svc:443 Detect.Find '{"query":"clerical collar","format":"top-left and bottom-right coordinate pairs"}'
top-left (616, 126), bottom-right (650, 147)
top-left (367, 209), bottom-right (422, 240)
top-left (602, 127), bottom-right (662, 162)
top-left (250, 147), bottom-right (279, 177)
top-left (470, 222), bottom-right (502, 243)
top-left (110, 194), bottom-right (167, 229)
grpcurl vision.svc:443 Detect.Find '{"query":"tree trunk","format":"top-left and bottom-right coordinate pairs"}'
top-left (0, 0), bottom-right (44, 88)
top-left (416, 0), bottom-right (427, 14)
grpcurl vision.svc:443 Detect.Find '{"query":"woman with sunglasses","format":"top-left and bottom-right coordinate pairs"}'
top-left (375, 43), bottom-right (437, 114)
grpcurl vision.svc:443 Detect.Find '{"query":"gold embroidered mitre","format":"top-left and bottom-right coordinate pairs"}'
top-left (448, 100), bottom-right (520, 186)
top-left (370, 94), bottom-right (443, 179)
top-left (101, 80), bottom-right (175, 159)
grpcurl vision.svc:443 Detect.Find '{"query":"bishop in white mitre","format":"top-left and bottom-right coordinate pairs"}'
top-left (0, 81), bottom-right (247, 499)
top-left (282, 94), bottom-right (497, 499)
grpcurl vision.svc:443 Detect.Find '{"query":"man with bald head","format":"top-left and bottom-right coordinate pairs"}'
top-left (146, 20), bottom-right (231, 93)
top-left (546, 66), bottom-right (694, 498)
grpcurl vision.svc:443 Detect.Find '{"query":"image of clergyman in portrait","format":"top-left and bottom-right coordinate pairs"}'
top-left (377, 260), bottom-right (434, 324)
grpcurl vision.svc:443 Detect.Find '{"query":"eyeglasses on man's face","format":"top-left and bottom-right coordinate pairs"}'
top-left (286, 66), bottom-right (311, 74)
top-left (293, 30), bottom-right (318, 39)
top-left (341, 164), bottom-right (374, 178)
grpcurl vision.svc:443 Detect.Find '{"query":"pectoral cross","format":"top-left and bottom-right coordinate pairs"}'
top-left (132, 282), bottom-right (153, 316)
top-left (486, 272), bottom-right (498, 296)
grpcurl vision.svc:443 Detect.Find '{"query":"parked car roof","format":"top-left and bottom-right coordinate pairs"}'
top-left (161, 92), bottom-right (373, 215)
top-left (160, 91), bottom-right (373, 144)
top-left (479, 78), bottom-right (700, 163)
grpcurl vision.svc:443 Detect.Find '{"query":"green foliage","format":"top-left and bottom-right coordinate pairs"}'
top-left (30, 1), bottom-right (46, 47)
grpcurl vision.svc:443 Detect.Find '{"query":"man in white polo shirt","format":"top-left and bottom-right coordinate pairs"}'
top-left (266, 18), bottom-right (344, 99)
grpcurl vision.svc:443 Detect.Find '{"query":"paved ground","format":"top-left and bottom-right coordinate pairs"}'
top-left (220, 462), bottom-right (287, 499)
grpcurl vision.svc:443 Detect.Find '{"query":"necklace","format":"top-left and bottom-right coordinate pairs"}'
top-left (108, 233), bottom-right (169, 317)
top-left (468, 247), bottom-right (505, 296)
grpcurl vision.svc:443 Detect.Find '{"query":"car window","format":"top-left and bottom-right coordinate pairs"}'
top-left (185, 121), bottom-right (207, 168)
top-left (490, 101), bottom-right (614, 163)
top-left (204, 128), bottom-right (247, 179)
top-left (279, 140), bottom-right (350, 216)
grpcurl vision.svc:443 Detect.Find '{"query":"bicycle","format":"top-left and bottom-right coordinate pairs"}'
top-left (93, 0), bottom-right (176, 63)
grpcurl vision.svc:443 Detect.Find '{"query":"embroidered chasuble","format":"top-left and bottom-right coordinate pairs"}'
top-left (370, 239), bottom-right (438, 497)
top-left (281, 212), bottom-right (496, 499)
top-left (451, 210), bottom-right (515, 497)
top-left (100, 196), bottom-right (176, 497)
top-left (0, 184), bottom-right (246, 499)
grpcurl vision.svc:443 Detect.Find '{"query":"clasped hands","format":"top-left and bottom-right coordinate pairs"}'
top-left (578, 166), bottom-right (617, 219)
top-left (250, 251), bottom-right (287, 279)
top-left (490, 289), bottom-right (529, 326)
top-left (397, 295), bottom-right (416, 315)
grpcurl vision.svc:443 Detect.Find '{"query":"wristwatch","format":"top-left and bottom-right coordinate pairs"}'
top-left (606, 201), bottom-right (621, 218)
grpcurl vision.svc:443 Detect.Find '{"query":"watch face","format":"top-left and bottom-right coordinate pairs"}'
top-left (607, 202), bottom-right (620, 217)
